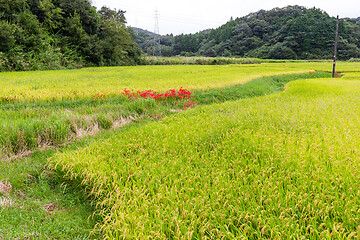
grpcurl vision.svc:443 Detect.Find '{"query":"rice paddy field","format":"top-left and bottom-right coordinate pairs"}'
top-left (1, 62), bottom-right (360, 239)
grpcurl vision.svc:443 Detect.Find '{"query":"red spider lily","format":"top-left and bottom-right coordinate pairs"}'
top-left (122, 88), bottom-right (194, 100)
top-left (93, 93), bottom-right (106, 99)
top-left (184, 101), bottom-right (198, 108)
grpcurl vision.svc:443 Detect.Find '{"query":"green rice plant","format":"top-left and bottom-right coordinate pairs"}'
top-left (0, 62), bottom-right (353, 103)
top-left (193, 70), bottom-right (332, 104)
top-left (49, 69), bottom-right (360, 238)
top-left (1, 62), bottom-right (360, 238)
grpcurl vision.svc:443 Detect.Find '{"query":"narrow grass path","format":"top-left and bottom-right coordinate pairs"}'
top-left (0, 148), bottom-right (102, 239)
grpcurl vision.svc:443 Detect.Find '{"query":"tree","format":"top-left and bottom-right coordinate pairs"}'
top-left (0, 0), bottom-right (143, 71)
top-left (56, 0), bottom-right (99, 35)
top-left (98, 7), bottom-right (141, 65)
top-left (135, 5), bottom-right (360, 60)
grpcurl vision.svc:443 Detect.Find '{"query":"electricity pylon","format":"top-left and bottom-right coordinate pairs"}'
top-left (153, 9), bottom-right (161, 56)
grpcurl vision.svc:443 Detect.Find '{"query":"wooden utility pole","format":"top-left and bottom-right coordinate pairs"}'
top-left (332, 15), bottom-right (339, 78)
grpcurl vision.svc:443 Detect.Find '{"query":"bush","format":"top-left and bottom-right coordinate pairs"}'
top-left (348, 58), bottom-right (360, 62)
top-left (142, 56), bottom-right (262, 65)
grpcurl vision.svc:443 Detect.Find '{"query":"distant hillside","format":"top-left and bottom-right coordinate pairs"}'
top-left (132, 27), bottom-right (158, 37)
top-left (342, 17), bottom-right (360, 23)
top-left (135, 6), bottom-right (360, 60)
top-left (133, 27), bottom-right (174, 56)
top-left (352, 17), bottom-right (360, 23)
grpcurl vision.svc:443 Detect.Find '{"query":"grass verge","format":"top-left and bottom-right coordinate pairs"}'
top-left (0, 147), bottom-right (102, 239)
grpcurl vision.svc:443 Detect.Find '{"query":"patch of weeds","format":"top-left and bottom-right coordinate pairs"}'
top-left (0, 149), bottom-right (102, 239)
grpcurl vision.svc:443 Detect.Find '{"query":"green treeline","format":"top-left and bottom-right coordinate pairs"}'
top-left (0, 0), bottom-right (142, 71)
top-left (2, 4), bottom-right (360, 72)
top-left (136, 6), bottom-right (360, 60)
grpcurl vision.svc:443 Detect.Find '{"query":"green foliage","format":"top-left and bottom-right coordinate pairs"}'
top-left (348, 58), bottom-right (360, 62)
top-left (268, 42), bottom-right (297, 59)
top-left (0, 21), bottom-right (16, 51)
top-left (135, 6), bottom-right (360, 60)
top-left (143, 56), bottom-right (262, 65)
top-left (98, 7), bottom-right (142, 66)
top-left (0, 0), bottom-right (141, 72)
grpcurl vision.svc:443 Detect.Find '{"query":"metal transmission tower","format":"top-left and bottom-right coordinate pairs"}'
top-left (153, 9), bottom-right (161, 56)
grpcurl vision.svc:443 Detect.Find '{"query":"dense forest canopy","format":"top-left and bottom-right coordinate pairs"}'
top-left (0, 0), bottom-right (142, 71)
top-left (135, 6), bottom-right (360, 60)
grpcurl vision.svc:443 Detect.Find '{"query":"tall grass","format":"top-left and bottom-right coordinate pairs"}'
top-left (49, 70), bottom-right (360, 238)
top-left (0, 97), bottom-right (168, 157)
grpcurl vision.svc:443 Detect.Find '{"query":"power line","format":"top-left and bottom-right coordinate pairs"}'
top-left (107, 4), bottom-right (223, 27)
top-left (108, 3), bottom-right (217, 20)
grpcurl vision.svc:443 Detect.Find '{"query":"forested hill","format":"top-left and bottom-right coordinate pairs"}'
top-left (136, 6), bottom-right (360, 60)
top-left (0, 0), bottom-right (142, 71)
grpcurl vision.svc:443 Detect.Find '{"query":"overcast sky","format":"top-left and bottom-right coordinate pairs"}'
top-left (92, 0), bottom-right (360, 35)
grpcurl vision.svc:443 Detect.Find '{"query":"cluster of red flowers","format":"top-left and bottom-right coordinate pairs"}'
top-left (122, 87), bottom-right (194, 100)
top-left (184, 101), bottom-right (198, 109)
top-left (93, 93), bottom-right (105, 101)
top-left (310, 69), bottom-right (318, 75)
